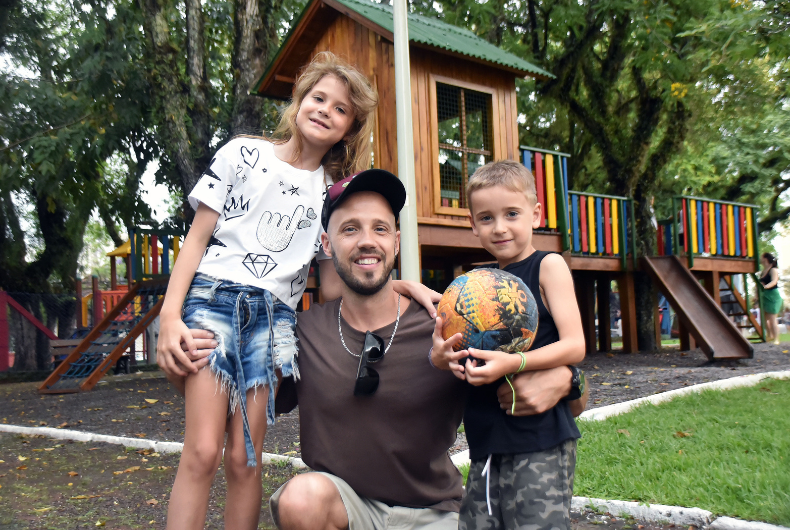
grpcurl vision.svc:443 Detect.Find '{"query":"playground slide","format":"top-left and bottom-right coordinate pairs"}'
top-left (643, 256), bottom-right (753, 360)
top-left (39, 278), bottom-right (168, 394)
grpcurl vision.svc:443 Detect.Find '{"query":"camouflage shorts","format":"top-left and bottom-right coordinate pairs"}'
top-left (459, 439), bottom-right (577, 530)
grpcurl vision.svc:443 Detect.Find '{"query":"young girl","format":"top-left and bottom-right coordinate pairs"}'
top-left (157, 52), bottom-right (435, 529)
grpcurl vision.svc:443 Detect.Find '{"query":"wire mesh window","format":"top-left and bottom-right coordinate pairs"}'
top-left (437, 83), bottom-right (493, 209)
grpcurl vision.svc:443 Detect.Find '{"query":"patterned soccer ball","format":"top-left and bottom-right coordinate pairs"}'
top-left (438, 269), bottom-right (539, 353)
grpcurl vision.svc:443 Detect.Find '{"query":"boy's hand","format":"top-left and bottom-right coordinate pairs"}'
top-left (157, 317), bottom-right (213, 377)
top-left (464, 348), bottom-right (521, 386)
top-left (392, 280), bottom-right (441, 318)
top-left (431, 317), bottom-right (468, 379)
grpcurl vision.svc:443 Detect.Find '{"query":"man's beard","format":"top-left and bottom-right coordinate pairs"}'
top-left (332, 249), bottom-right (395, 296)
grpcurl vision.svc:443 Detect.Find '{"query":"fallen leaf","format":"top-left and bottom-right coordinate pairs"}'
top-left (146, 499), bottom-right (159, 505)
top-left (88, 448), bottom-right (98, 451)
top-left (625, 371), bottom-right (633, 375)
top-left (678, 449), bottom-right (683, 454)
top-left (58, 422), bottom-right (69, 428)
top-left (783, 350), bottom-right (788, 354)
top-left (126, 405), bottom-right (140, 409)
top-left (34, 507), bottom-right (53, 512)
top-left (164, 401), bottom-right (173, 405)
top-left (123, 466), bottom-right (140, 473)
top-left (135, 433), bottom-right (147, 438)
top-left (96, 521), bottom-right (106, 527)
top-left (44, 448), bottom-right (54, 451)
top-left (283, 451), bottom-right (297, 455)
top-left (146, 466), bottom-right (156, 471)
top-left (17, 465), bottom-right (27, 470)
top-left (674, 431), bottom-right (693, 438)
top-left (71, 495), bottom-right (89, 500)
top-left (145, 399), bottom-right (159, 404)
top-left (617, 429), bottom-right (631, 437)
top-left (113, 471), bottom-right (124, 475)
top-left (606, 353), bottom-right (614, 358)
top-left (117, 456), bottom-right (128, 460)
top-left (68, 471), bottom-right (79, 476)
top-left (18, 456), bottom-right (27, 461)
top-left (601, 382), bottom-right (611, 386)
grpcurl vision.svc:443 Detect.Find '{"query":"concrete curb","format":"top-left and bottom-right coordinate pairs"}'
top-left (571, 496), bottom-right (712, 527)
top-left (709, 516), bottom-right (790, 530)
top-left (0, 424), bottom-right (306, 469)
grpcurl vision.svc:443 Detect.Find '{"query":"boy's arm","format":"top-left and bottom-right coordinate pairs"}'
top-left (157, 203), bottom-right (220, 378)
top-left (464, 253), bottom-right (585, 386)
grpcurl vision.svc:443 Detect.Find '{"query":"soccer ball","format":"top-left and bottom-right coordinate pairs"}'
top-left (438, 269), bottom-right (539, 353)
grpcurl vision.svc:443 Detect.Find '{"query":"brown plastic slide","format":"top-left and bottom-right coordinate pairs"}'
top-left (644, 256), bottom-right (753, 360)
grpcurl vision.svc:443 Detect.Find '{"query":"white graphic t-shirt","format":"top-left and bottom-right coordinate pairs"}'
top-left (188, 137), bottom-right (332, 309)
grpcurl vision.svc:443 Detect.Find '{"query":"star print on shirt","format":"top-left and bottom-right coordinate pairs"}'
top-left (279, 181), bottom-right (284, 186)
top-left (288, 185), bottom-right (299, 196)
top-left (208, 182), bottom-right (215, 189)
top-left (282, 190), bottom-right (287, 195)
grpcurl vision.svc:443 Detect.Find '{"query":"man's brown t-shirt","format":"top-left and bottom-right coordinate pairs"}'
top-left (276, 298), bottom-right (466, 512)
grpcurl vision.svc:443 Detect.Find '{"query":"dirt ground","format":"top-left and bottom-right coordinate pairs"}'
top-left (1, 341), bottom-right (787, 528)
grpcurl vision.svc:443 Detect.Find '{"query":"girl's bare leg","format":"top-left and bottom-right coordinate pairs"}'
top-left (166, 369), bottom-right (230, 530)
top-left (223, 385), bottom-right (270, 530)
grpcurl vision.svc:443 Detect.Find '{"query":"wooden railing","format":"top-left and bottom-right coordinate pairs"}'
top-left (657, 196), bottom-right (759, 269)
top-left (568, 192), bottom-right (637, 270)
top-left (520, 146), bottom-right (570, 245)
top-left (128, 228), bottom-right (185, 282)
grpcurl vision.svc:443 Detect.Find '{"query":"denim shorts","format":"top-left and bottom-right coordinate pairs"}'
top-left (181, 273), bottom-right (298, 467)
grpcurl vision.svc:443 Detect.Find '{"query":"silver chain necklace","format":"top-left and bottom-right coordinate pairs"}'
top-left (338, 293), bottom-right (401, 359)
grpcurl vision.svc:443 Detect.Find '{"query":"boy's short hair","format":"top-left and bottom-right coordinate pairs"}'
top-left (466, 160), bottom-right (538, 210)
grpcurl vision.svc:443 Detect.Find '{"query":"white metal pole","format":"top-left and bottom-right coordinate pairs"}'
top-left (393, 0), bottom-right (420, 282)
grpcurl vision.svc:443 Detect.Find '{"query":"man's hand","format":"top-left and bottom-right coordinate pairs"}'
top-left (430, 317), bottom-right (467, 379)
top-left (159, 327), bottom-right (217, 395)
top-left (496, 366), bottom-right (572, 416)
top-left (463, 348), bottom-right (521, 386)
top-left (157, 316), bottom-right (203, 378)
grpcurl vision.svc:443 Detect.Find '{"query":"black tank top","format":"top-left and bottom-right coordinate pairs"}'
top-left (464, 251), bottom-right (581, 460)
top-left (760, 268), bottom-right (778, 290)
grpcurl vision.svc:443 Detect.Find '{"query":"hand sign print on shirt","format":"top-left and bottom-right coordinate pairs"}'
top-left (257, 205), bottom-right (312, 252)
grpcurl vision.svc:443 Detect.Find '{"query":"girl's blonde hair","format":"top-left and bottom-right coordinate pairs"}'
top-left (273, 51), bottom-right (378, 183)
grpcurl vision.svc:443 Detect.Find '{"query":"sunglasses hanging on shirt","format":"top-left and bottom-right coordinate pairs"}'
top-left (354, 331), bottom-right (385, 396)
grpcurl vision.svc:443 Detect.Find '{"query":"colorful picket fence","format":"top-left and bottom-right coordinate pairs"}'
top-left (656, 196), bottom-right (759, 268)
top-left (128, 228), bottom-right (184, 282)
top-left (568, 192), bottom-right (636, 270)
top-left (520, 146), bottom-right (570, 249)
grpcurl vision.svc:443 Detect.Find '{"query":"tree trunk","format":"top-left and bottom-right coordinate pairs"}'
top-left (230, 0), bottom-right (282, 135)
top-left (138, 0), bottom-right (203, 194)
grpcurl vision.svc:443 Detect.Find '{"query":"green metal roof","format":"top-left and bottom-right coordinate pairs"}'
top-left (334, 0), bottom-right (552, 78)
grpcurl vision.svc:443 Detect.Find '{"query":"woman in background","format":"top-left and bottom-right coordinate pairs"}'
top-left (759, 252), bottom-right (783, 345)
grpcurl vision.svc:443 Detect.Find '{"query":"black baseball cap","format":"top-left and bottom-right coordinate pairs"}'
top-left (321, 169), bottom-right (407, 230)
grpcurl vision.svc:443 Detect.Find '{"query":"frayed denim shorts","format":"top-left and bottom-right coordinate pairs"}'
top-left (181, 273), bottom-right (299, 467)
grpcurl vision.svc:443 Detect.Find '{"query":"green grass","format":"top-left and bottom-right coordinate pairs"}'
top-left (575, 379), bottom-right (790, 525)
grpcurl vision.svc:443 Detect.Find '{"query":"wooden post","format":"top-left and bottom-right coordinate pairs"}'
top-left (697, 270), bottom-right (720, 305)
top-left (0, 291), bottom-right (9, 371)
top-left (92, 276), bottom-right (102, 327)
top-left (616, 272), bottom-right (638, 353)
top-left (125, 255), bottom-right (133, 287)
top-left (574, 272), bottom-right (597, 354)
top-left (597, 275), bottom-right (611, 352)
top-left (75, 278), bottom-right (83, 331)
top-left (654, 301), bottom-right (662, 347)
top-left (110, 258), bottom-right (117, 291)
top-left (679, 321), bottom-right (696, 351)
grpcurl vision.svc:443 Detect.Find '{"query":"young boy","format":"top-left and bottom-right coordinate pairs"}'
top-left (431, 159), bottom-right (586, 529)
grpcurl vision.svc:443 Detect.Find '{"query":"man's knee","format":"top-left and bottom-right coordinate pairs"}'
top-left (274, 474), bottom-right (346, 530)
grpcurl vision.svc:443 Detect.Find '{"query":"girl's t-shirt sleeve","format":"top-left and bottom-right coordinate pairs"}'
top-left (187, 143), bottom-right (238, 213)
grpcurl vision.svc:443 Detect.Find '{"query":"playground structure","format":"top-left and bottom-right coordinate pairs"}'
top-left (0, 0), bottom-right (769, 391)
top-left (38, 228), bottom-right (182, 393)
